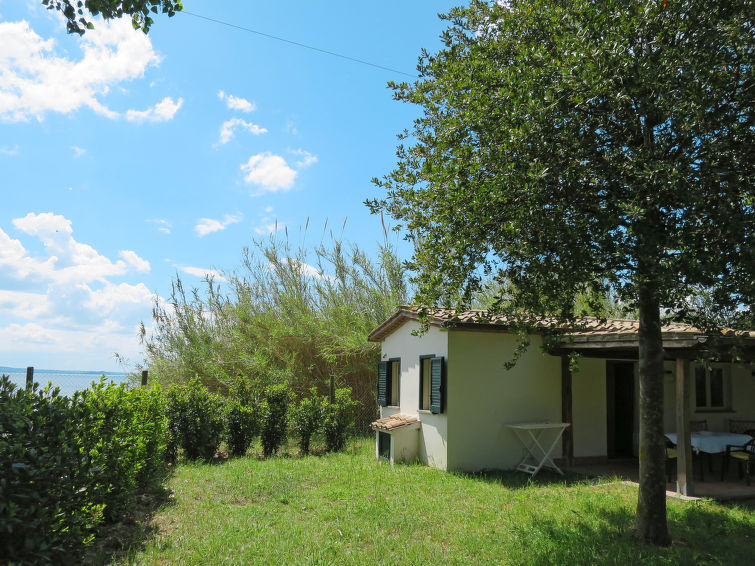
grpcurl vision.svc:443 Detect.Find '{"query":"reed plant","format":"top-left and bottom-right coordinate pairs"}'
top-left (141, 231), bottom-right (408, 429)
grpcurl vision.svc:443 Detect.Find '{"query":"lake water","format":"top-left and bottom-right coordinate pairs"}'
top-left (1, 367), bottom-right (131, 397)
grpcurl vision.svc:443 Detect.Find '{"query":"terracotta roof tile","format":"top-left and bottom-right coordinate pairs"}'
top-left (371, 413), bottom-right (419, 432)
top-left (367, 305), bottom-right (754, 343)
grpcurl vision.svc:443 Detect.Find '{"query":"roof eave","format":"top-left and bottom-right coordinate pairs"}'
top-left (367, 307), bottom-right (445, 342)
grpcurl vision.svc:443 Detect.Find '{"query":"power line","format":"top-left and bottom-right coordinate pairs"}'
top-left (180, 10), bottom-right (417, 78)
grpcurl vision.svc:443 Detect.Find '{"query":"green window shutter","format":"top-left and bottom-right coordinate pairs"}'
top-left (377, 361), bottom-right (388, 407)
top-left (430, 356), bottom-right (443, 414)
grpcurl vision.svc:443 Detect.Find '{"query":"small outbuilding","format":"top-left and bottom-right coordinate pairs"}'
top-left (368, 306), bottom-right (755, 495)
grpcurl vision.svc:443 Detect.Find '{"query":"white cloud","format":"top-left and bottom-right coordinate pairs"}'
top-left (125, 96), bottom-right (183, 123)
top-left (218, 90), bottom-right (255, 112)
top-left (175, 264), bottom-right (228, 282)
top-left (218, 117), bottom-right (267, 144)
top-left (0, 289), bottom-right (51, 319)
top-left (281, 258), bottom-right (335, 282)
top-left (84, 282), bottom-right (153, 315)
top-left (194, 213), bottom-right (243, 237)
top-left (0, 18), bottom-right (161, 122)
top-left (1, 212), bottom-right (152, 285)
top-left (119, 250), bottom-right (150, 272)
top-left (241, 152), bottom-right (297, 192)
top-left (291, 148), bottom-right (318, 168)
top-left (0, 323), bottom-right (76, 348)
top-left (6, 212), bottom-right (128, 283)
top-left (0, 322), bottom-right (146, 365)
top-left (147, 218), bottom-right (172, 234)
top-left (0, 213), bottom-right (157, 370)
top-left (254, 220), bottom-right (283, 235)
top-left (72, 145), bottom-right (86, 158)
top-left (284, 119), bottom-right (299, 136)
top-left (13, 210), bottom-right (71, 235)
top-left (0, 144), bottom-right (19, 155)
top-left (252, 208), bottom-right (283, 235)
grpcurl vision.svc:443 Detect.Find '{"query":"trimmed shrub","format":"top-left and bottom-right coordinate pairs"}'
top-left (225, 376), bottom-right (259, 457)
top-left (165, 378), bottom-right (225, 461)
top-left (291, 388), bottom-right (324, 455)
top-left (130, 385), bottom-right (169, 489)
top-left (0, 376), bottom-right (103, 565)
top-left (260, 383), bottom-right (290, 457)
top-left (74, 378), bottom-right (168, 522)
top-left (323, 387), bottom-right (359, 452)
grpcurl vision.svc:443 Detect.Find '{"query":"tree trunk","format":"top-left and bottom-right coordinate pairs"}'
top-left (634, 278), bottom-right (671, 545)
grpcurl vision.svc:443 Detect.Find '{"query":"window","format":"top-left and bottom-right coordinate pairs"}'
top-left (389, 359), bottom-right (400, 406)
top-left (420, 358), bottom-right (431, 410)
top-left (419, 355), bottom-right (444, 413)
top-left (694, 365), bottom-right (729, 410)
top-left (377, 358), bottom-right (400, 407)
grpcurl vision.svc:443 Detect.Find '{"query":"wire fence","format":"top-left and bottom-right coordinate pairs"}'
top-left (353, 398), bottom-right (380, 437)
top-left (2, 367), bottom-right (131, 397)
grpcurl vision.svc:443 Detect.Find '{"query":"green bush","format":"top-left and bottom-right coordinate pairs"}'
top-left (224, 376), bottom-right (259, 456)
top-left (0, 376), bottom-right (103, 565)
top-left (165, 389), bottom-right (181, 464)
top-left (130, 385), bottom-right (169, 489)
top-left (165, 378), bottom-right (225, 461)
top-left (323, 387), bottom-right (359, 452)
top-left (75, 378), bottom-right (168, 522)
top-left (260, 383), bottom-right (290, 457)
top-left (291, 388), bottom-right (324, 455)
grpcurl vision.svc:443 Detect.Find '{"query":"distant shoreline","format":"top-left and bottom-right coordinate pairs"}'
top-left (2, 368), bottom-right (131, 396)
top-left (0, 366), bottom-right (126, 375)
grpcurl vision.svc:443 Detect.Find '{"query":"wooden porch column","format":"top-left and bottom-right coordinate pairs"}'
top-left (561, 355), bottom-right (574, 466)
top-left (675, 357), bottom-right (694, 496)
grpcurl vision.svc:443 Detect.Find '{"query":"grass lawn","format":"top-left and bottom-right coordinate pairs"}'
top-left (113, 438), bottom-right (754, 565)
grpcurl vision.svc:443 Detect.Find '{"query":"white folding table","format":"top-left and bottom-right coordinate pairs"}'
top-left (507, 422), bottom-right (571, 477)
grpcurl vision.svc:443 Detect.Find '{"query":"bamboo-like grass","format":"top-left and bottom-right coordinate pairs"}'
top-left (141, 233), bottom-right (408, 429)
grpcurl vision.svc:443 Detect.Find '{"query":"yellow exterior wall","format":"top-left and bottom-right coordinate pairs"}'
top-left (731, 364), bottom-right (755, 423)
top-left (663, 360), bottom-right (678, 434)
top-left (445, 330), bottom-right (562, 471)
top-left (664, 361), bottom-right (755, 432)
top-left (378, 317), bottom-right (755, 472)
top-left (380, 320), bottom-right (449, 469)
top-left (570, 357), bottom-right (608, 458)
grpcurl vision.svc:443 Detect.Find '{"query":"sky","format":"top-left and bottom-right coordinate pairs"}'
top-left (0, 0), bottom-right (459, 371)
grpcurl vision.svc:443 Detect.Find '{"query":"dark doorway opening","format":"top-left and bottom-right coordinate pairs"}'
top-left (378, 431), bottom-right (391, 460)
top-left (607, 361), bottom-right (635, 458)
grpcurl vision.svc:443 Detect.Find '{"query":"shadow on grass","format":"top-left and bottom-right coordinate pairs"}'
top-left (453, 467), bottom-right (600, 489)
top-left (82, 486), bottom-right (176, 566)
top-left (503, 501), bottom-right (755, 564)
top-left (449, 468), bottom-right (755, 563)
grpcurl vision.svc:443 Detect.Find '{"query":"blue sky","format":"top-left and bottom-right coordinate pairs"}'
top-left (0, 0), bottom-right (457, 371)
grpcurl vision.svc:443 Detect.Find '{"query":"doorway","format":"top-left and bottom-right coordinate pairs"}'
top-left (607, 361), bottom-right (635, 458)
top-left (378, 431), bottom-right (391, 460)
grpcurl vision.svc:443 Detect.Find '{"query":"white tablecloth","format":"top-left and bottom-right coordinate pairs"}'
top-left (665, 431), bottom-right (753, 454)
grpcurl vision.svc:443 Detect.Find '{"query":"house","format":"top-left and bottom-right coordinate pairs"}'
top-left (367, 306), bottom-right (755, 494)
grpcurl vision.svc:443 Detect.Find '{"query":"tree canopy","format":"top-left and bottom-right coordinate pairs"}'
top-left (42, 0), bottom-right (182, 34)
top-left (370, 0), bottom-right (754, 545)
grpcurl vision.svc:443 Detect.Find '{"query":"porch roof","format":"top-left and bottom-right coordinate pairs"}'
top-left (368, 306), bottom-right (755, 359)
